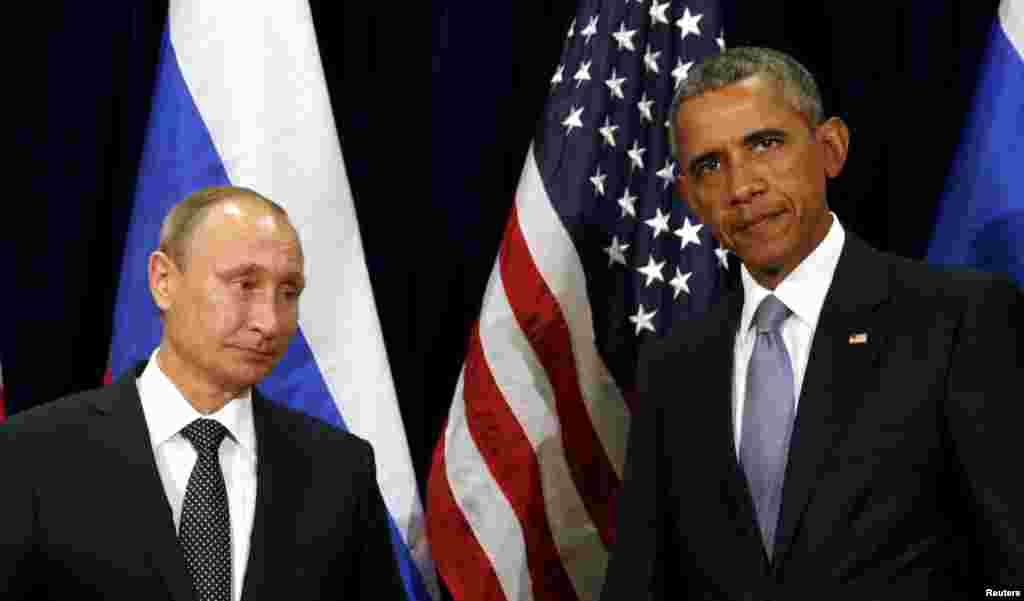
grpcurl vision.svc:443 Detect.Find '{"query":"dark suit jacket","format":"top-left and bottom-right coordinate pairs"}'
top-left (0, 363), bottom-right (405, 601)
top-left (601, 233), bottom-right (1024, 600)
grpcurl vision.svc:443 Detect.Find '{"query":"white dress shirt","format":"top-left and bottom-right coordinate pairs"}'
top-left (138, 350), bottom-right (257, 601)
top-left (732, 214), bottom-right (846, 455)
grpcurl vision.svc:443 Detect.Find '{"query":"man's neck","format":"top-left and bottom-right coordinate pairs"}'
top-left (155, 346), bottom-right (242, 415)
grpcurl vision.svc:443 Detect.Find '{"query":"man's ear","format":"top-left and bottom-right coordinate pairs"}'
top-left (816, 116), bottom-right (850, 179)
top-left (149, 250), bottom-right (178, 312)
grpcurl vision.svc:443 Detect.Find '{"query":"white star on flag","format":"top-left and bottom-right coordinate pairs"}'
top-left (630, 303), bottom-right (657, 335)
top-left (574, 60), bottom-right (592, 88)
top-left (676, 7), bottom-right (702, 40)
top-left (669, 268), bottom-right (693, 299)
top-left (567, 18), bottom-right (575, 38)
top-left (655, 159), bottom-right (676, 189)
top-left (562, 105), bottom-right (584, 135)
top-left (617, 187), bottom-right (638, 218)
top-left (649, 0), bottom-right (671, 25)
top-left (599, 116), bottom-right (619, 147)
top-left (637, 92), bottom-right (654, 123)
top-left (644, 207), bottom-right (671, 238)
top-left (612, 22), bottom-right (637, 51)
top-left (715, 247), bottom-right (730, 269)
top-left (604, 235), bottom-right (630, 267)
top-left (671, 58), bottom-right (693, 89)
top-left (551, 64), bottom-right (564, 87)
top-left (605, 69), bottom-right (627, 99)
top-left (590, 164), bottom-right (608, 196)
top-left (627, 139), bottom-right (647, 170)
top-left (637, 255), bottom-right (667, 287)
top-left (717, 30), bottom-right (726, 50)
top-left (581, 15), bottom-right (599, 44)
top-left (644, 44), bottom-right (661, 74)
top-left (674, 217), bottom-right (703, 250)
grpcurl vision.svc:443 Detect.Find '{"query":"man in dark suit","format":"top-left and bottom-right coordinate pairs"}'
top-left (0, 186), bottom-right (404, 600)
top-left (601, 47), bottom-right (1023, 599)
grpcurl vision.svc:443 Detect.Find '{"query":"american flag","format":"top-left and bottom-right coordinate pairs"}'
top-left (427, 2), bottom-right (727, 600)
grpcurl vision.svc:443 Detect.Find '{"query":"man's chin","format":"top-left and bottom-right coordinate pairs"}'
top-left (220, 360), bottom-right (279, 392)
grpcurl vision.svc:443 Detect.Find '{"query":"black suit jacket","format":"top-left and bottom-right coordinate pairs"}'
top-left (0, 363), bottom-right (405, 601)
top-left (601, 233), bottom-right (1024, 600)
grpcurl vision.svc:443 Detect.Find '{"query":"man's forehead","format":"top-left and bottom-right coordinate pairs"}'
top-left (676, 77), bottom-right (799, 151)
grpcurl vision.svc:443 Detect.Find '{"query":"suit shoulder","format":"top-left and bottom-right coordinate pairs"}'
top-left (641, 290), bottom-right (737, 365)
top-left (1, 383), bottom-right (113, 437)
top-left (883, 252), bottom-right (1022, 307)
top-left (259, 399), bottom-right (373, 457)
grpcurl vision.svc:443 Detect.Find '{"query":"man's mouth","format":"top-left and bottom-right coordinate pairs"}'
top-left (735, 209), bottom-right (786, 233)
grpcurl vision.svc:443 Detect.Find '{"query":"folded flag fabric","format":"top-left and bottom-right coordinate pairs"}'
top-left (108, 2), bottom-right (436, 598)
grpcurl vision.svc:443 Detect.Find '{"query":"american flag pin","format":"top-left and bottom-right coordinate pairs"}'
top-left (849, 332), bottom-right (868, 344)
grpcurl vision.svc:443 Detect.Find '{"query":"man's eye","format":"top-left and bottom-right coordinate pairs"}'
top-left (752, 136), bottom-right (782, 152)
top-left (693, 157), bottom-right (720, 178)
top-left (235, 279), bottom-right (256, 291)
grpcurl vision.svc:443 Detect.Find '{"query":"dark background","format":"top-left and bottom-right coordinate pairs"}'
top-left (3, 2), bottom-right (1003, 594)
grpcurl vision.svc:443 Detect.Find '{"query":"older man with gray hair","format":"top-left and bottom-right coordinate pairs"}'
top-left (1, 186), bottom-right (405, 601)
top-left (601, 47), bottom-right (1023, 599)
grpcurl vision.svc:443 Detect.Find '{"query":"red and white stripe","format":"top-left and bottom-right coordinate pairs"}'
top-left (428, 146), bottom-right (630, 601)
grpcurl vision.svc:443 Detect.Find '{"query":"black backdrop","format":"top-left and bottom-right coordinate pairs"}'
top-left (4, 1), bottom-right (1003, 594)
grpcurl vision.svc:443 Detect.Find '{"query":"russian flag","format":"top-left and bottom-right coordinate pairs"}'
top-left (108, 2), bottom-right (437, 598)
top-left (928, 0), bottom-right (1024, 286)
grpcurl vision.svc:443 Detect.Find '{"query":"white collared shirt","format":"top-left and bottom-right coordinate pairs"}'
top-left (732, 214), bottom-right (846, 455)
top-left (138, 349), bottom-right (257, 601)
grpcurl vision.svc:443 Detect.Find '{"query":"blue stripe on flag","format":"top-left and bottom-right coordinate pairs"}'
top-left (112, 21), bottom-right (433, 599)
top-left (389, 518), bottom-right (432, 600)
top-left (928, 6), bottom-right (1024, 286)
top-left (111, 25), bottom-right (230, 379)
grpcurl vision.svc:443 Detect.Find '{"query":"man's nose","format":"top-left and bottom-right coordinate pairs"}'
top-left (729, 159), bottom-right (766, 204)
top-left (248, 294), bottom-right (287, 336)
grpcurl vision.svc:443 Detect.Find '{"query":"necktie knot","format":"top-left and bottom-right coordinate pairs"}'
top-left (180, 418), bottom-right (230, 456)
top-left (754, 295), bottom-right (790, 334)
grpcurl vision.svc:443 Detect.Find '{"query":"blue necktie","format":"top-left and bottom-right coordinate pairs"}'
top-left (740, 295), bottom-right (795, 560)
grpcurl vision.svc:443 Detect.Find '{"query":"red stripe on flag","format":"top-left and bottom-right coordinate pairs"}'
top-left (427, 423), bottom-right (509, 601)
top-left (462, 323), bottom-right (578, 600)
top-left (499, 206), bottom-right (619, 548)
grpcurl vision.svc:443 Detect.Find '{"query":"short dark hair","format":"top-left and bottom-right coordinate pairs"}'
top-left (668, 47), bottom-right (824, 160)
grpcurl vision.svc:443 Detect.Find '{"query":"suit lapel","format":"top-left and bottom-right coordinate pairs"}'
top-left (718, 290), bottom-right (775, 576)
top-left (241, 391), bottom-right (304, 600)
top-left (772, 234), bottom-right (889, 565)
top-left (240, 391), bottom-right (274, 599)
top-left (715, 290), bottom-right (763, 537)
top-left (676, 287), bottom-right (771, 581)
top-left (90, 366), bottom-right (194, 601)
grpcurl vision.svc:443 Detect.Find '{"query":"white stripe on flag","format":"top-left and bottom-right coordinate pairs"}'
top-left (516, 146), bottom-right (630, 479)
top-left (445, 372), bottom-right (535, 601)
top-left (168, 0), bottom-right (435, 593)
top-left (1002, 0), bottom-right (1023, 57)
top-left (481, 266), bottom-right (608, 599)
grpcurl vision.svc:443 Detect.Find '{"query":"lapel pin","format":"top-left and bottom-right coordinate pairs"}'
top-left (849, 332), bottom-right (868, 344)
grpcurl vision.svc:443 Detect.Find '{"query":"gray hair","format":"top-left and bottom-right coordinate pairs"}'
top-left (668, 47), bottom-right (824, 162)
top-left (158, 185), bottom-right (288, 268)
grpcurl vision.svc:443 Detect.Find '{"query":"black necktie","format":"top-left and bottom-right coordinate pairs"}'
top-left (179, 418), bottom-right (232, 601)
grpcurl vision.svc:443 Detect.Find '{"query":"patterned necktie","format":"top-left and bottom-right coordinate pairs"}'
top-left (739, 294), bottom-right (795, 560)
top-left (179, 418), bottom-right (232, 601)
